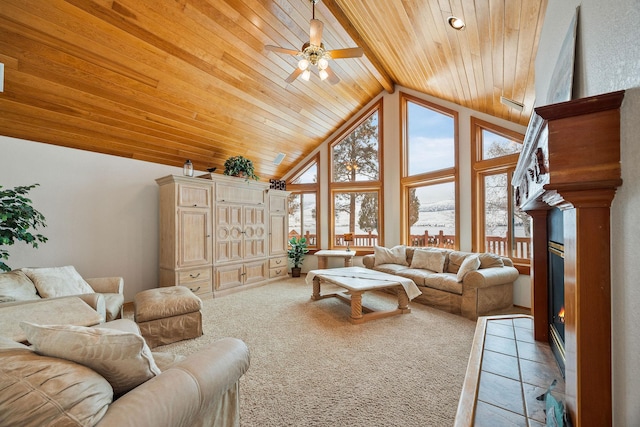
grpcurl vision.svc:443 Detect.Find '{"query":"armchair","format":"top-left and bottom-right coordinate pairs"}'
top-left (0, 266), bottom-right (125, 342)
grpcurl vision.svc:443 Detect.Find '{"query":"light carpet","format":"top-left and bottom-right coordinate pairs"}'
top-left (155, 277), bottom-right (477, 426)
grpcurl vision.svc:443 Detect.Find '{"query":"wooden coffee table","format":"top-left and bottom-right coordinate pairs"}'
top-left (306, 267), bottom-right (421, 324)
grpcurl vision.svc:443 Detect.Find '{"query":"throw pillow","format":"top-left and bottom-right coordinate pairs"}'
top-left (456, 254), bottom-right (481, 282)
top-left (0, 337), bottom-right (112, 426)
top-left (447, 251), bottom-right (471, 273)
top-left (410, 248), bottom-right (446, 273)
top-left (20, 322), bottom-right (161, 395)
top-left (374, 245), bottom-right (408, 266)
top-left (478, 252), bottom-right (505, 269)
top-left (0, 270), bottom-right (40, 302)
top-left (22, 266), bottom-right (94, 298)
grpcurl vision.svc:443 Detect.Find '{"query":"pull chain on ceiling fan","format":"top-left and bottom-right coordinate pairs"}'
top-left (265, 0), bottom-right (363, 84)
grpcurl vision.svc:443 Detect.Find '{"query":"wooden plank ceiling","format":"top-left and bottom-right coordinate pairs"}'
top-left (0, 0), bottom-right (547, 180)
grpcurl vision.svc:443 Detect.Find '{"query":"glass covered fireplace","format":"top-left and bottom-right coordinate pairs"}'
top-left (547, 208), bottom-right (565, 375)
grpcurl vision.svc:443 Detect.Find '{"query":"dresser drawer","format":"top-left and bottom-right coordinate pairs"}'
top-left (179, 281), bottom-right (212, 297)
top-left (178, 267), bottom-right (212, 284)
top-left (269, 267), bottom-right (288, 278)
top-left (269, 257), bottom-right (287, 269)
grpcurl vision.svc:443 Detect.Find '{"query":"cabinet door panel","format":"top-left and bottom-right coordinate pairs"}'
top-left (269, 214), bottom-right (287, 256)
top-left (178, 184), bottom-right (211, 207)
top-left (245, 260), bottom-right (268, 284)
top-left (178, 209), bottom-right (211, 267)
top-left (215, 264), bottom-right (244, 290)
top-left (216, 204), bottom-right (243, 262)
top-left (244, 206), bottom-right (266, 259)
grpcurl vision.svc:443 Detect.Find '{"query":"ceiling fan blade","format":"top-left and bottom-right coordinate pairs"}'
top-left (328, 47), bottom-right (364, 59)
top-left (285, 68), bottom-right (303, 84)
top-left (265, 45), bottom-right (300, 56)
top-left (324, 66), bottom-right (340, 85)
top-left (309, 19), bottom-right (324, 46)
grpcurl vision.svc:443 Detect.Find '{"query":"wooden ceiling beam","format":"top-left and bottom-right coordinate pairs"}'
top-left (322, 0), bottom-right (395, 93)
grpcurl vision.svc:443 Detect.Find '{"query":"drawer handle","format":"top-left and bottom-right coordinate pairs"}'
top-left (275, 269), bottom-right (282, 274)
top-left (189, 273), bottom-right (201, 279)
top-left (189, 286), bottom-right (201, 293)
top-left (275, 259), bottom-right (282, 264)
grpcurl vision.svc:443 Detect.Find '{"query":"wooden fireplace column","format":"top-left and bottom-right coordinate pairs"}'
top-left (514, 91), bottom-right (624, 426)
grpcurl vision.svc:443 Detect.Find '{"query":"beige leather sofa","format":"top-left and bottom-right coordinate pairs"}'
top-left (0, 319), bottom-right (250, 427)
top-left (363, 246), bottom-right (519, 320)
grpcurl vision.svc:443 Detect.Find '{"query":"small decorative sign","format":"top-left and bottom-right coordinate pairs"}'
top-left (269, 179), bottom-right (286, 190)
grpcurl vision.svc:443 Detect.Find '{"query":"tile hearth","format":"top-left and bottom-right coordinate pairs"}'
top-left (472, 316), bottom-right (566, 426)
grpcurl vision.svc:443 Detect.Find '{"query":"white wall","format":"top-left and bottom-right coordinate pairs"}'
top-left (286, 85), bottom-right (532, 307)
top-left (535, 1), bottom-right (640, 424)
top-left (0, 136), bottom-right (183, 301)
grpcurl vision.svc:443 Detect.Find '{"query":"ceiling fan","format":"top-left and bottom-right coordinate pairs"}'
top-left (265, 0), bottom-right (363, 84)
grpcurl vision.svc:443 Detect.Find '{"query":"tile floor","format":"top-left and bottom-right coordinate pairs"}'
top-left (474, 316), bottom-right (565, 426)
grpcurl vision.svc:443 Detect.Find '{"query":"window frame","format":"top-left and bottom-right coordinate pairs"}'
top-left (400, 92), bottom-right (459, 249)
top-left (286, 154), bottom-right (320, 251)
top-left (471, 117), bottom-right (529, 274)
top-left (328, 100), bottom-right (384, 250)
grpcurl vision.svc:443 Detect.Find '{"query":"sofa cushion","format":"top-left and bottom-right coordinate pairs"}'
top-left (372, 264), bottom-right (411, 275)
top-left (424, 273), bottom-right (464, 295)
top-left (447, 251), bottom-right (473, 274)
top-left (373, 245), bottom-right (408, 266)
top-left (456, 254), bottom-right (481, 282)
top-left (22, 266), bottom-right (94, 298)
top-left (0, 336), bottom-right (112, 426)
top-left (478, 252), bottom-right (505, 269)
top-left (392, 268), bottom-right (439, 287)
top-left (0, 270), bottom-right (40, 303)
top-left (410, 248), bottom-right (447, 273)
top-left (20, 322), bottom-right (161, 395)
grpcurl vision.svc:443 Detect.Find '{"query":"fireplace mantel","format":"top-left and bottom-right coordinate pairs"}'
top-left (513, 90), bottom-right (624, 427)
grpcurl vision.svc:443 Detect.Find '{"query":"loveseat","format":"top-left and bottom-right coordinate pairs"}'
top-left (363, 245), bottom-right (519, 320)
top-left (0, 266), bottom-right (125, 342)
top-left (0, 319), bottom-right (250, 427)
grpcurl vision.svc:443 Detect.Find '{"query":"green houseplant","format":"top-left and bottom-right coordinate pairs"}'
top-left (287, 236), bottom-right (309, 277)
top-left (0, 184), bottom-right (48, 272)
top-left (223, 156), bottom-right (260, 181)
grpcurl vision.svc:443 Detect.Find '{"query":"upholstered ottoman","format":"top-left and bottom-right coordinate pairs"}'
top-left (134, 287), bottom-right (203, 348)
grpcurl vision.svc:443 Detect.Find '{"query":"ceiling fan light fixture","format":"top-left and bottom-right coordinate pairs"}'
top-left (298, 59), bottom-right (310, 70)
top-left (318, 57), bottom-right (329, 70)
top-left (447, 16), bottom-right (465, 30)
top-left (319, 69), bottom-right (329, 81)
top-left (301, 69), bottom-right (311, 81)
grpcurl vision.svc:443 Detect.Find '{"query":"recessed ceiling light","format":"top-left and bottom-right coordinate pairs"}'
top-left (447, 16), bottom-right (465, 30)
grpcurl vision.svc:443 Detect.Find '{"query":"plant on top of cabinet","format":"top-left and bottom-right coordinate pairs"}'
top-left (223, 156), bottom-right (259, 181)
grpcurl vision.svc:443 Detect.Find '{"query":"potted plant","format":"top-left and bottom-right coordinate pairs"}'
top-left (223, 155), bottom-right (260, 181)
top-left (287, 236), bottom-right (308, 277)
top-left (0, 184), bottom-right (48, 272)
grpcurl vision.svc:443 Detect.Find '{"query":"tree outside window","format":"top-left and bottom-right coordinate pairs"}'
top-left (333, 191), bottom-right (379, 247)
top-left (330, 101), bottom-right (382, 250)
top-left (332, 112), bottom-right (379, 182)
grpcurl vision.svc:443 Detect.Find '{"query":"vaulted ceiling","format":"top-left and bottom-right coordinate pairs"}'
top-left (0, 0), bottom-right (546, 180)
